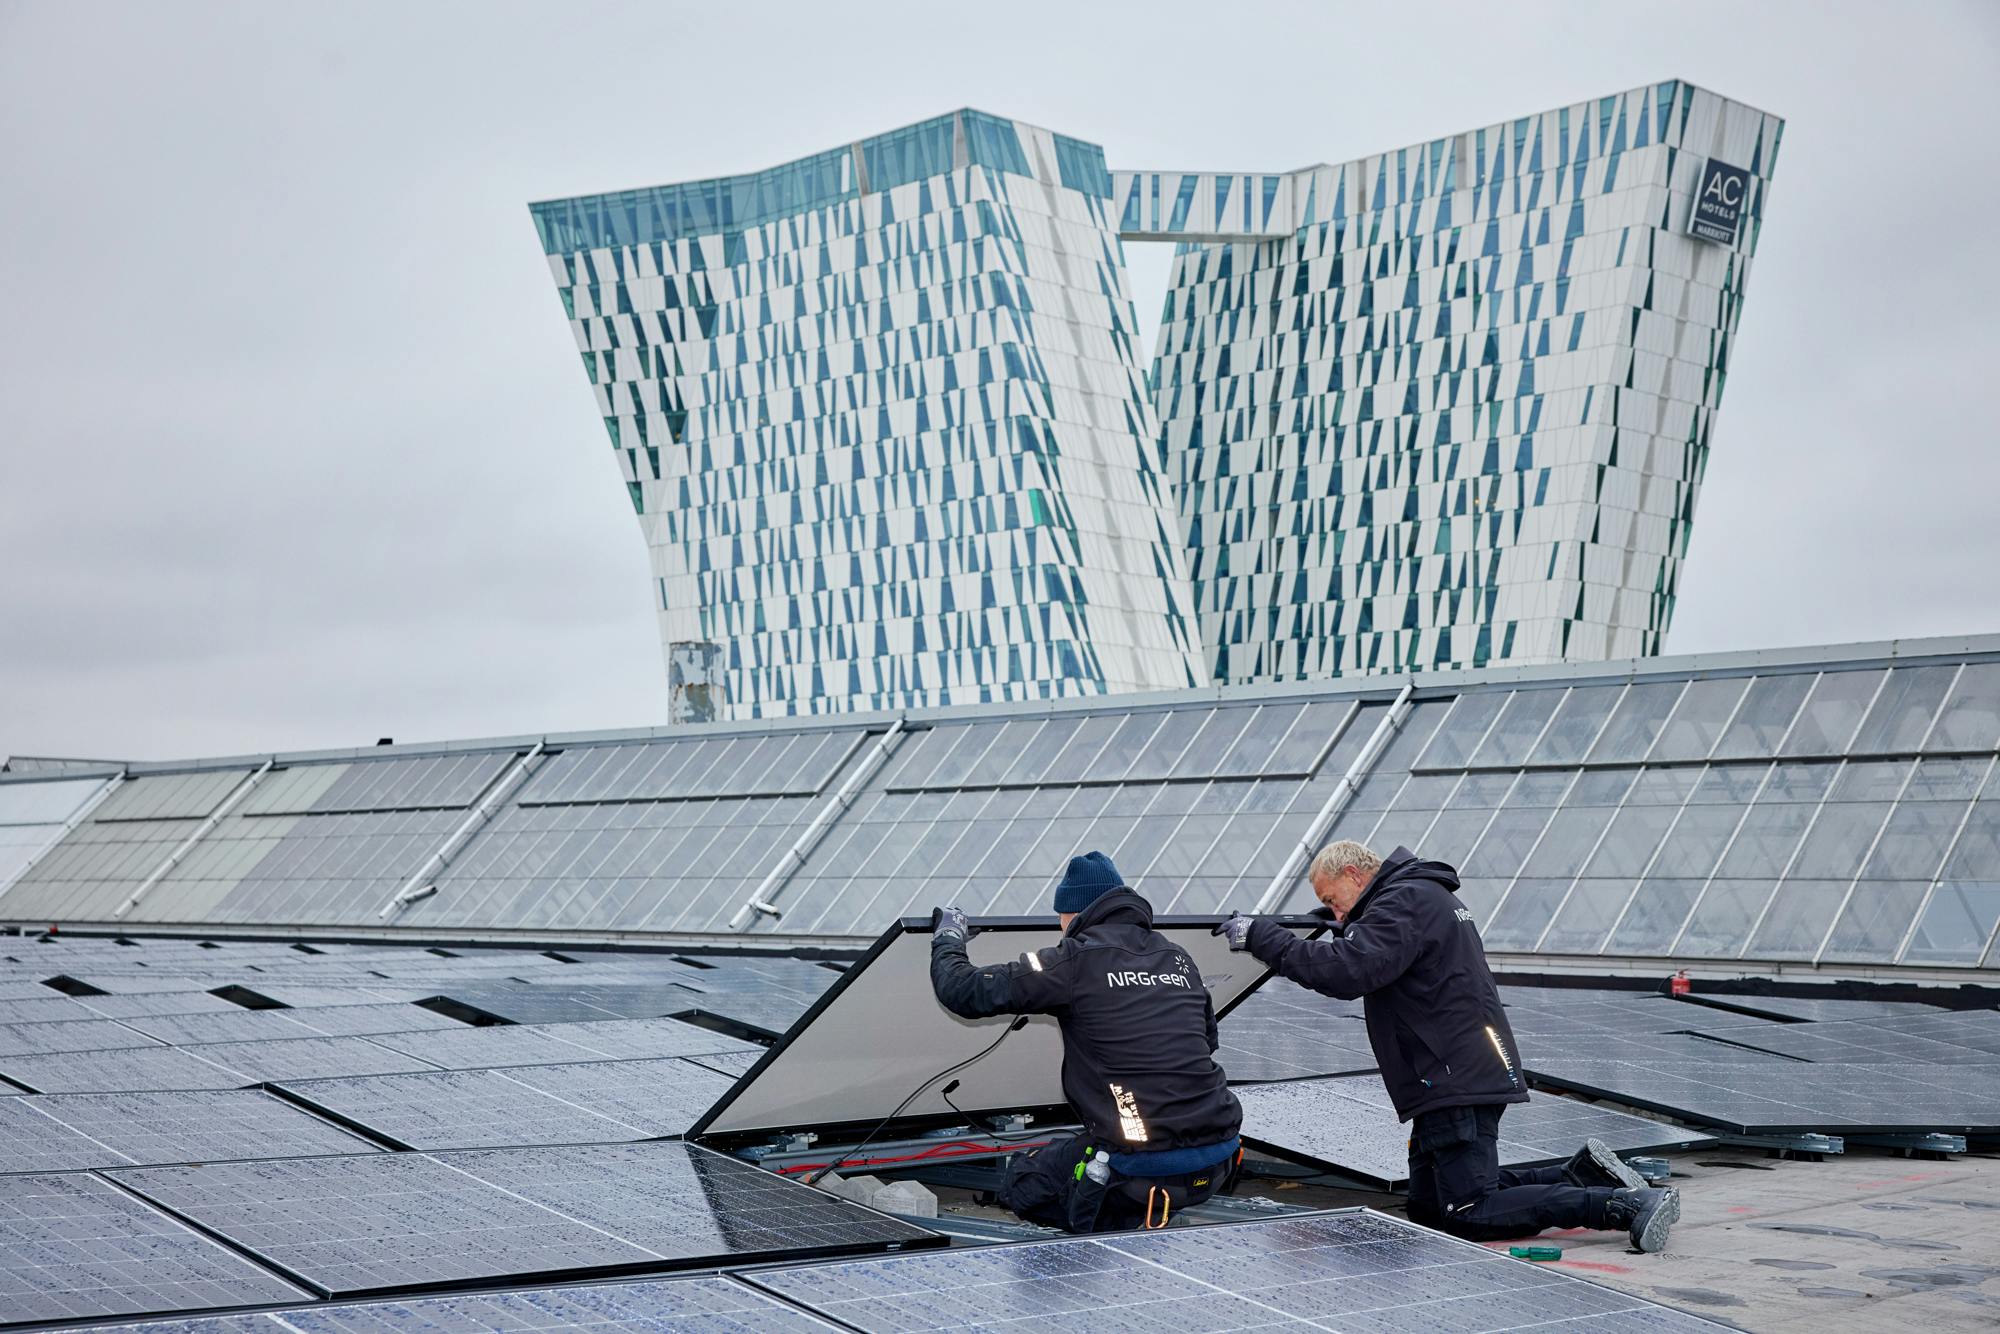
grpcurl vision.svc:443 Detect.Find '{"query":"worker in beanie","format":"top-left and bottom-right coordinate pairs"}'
top-left (929, 852), bottom-right (1242, 1232)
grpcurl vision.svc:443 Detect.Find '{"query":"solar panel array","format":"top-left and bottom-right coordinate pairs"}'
top-left (1215, 978), bottom-right (1378, 1082)
top-left (0, 1170), bottom-right (310, 1327)
top-left (1235, 1074), bottom-right (1709, 1187)
top-left (1504, 990), bottom-right (2000, 1135)
top-left (0, 934), bottom-right (969, 1324)
top-left (275, 1058), bottom-right (738, 1150)
top-left (110, 1142), bottom-right (940, 1299)
top-left (4, 641), bottom-right (1997, 969)
top-left (745, 1209), bottom-right (1731, 1331)
top-left (95, 1275), bottom-right (841, 1331)
top-left (0, 1090), bottom-right (377, 1174)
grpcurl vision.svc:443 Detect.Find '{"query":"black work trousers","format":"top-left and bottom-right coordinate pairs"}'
top-left (1405, 1104), bottom-right (1613, 1242)
top-left (997, 1132), bottom-right (1233, 1234)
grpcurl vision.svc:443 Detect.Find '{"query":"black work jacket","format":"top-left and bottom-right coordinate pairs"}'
top-left (1245, 848), bottom-right (1527, 1121)
top-left (930, 888), bottom-right (1241, 1152)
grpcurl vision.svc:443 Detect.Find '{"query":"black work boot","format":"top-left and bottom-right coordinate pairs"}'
top-left (1601, 1187), bottom-right (1680, 1253)
top-left (1561, 1138), bottom-right (1648, 1190)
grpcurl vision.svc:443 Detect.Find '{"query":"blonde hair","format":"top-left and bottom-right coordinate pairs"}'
top-left (1310, 840), bottom-right (1382, 884)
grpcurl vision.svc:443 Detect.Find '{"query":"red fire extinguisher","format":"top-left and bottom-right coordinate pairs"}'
top-left (1669, 969), bottom-right (1690, 996)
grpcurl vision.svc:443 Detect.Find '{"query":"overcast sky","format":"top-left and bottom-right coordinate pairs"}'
top-left (3, 0), bottom-right (1996, 762)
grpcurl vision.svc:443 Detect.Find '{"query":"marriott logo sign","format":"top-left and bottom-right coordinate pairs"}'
top-left (1688, 158), bottom-right (1750, 245)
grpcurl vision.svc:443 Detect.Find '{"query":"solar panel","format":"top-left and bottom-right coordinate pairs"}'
top-left (421, 986), bottom-right (635, 1025)
top-left (90, 1275), bottom-right (841, 1331)
top-left (494, 1058), bottom-right (739, 1137)
top-left (272, 1068), bottom-right (655, 1150)
top-left (686, 1049), bottom-right (762, 1078)
top-left (1215, 1017), bottom-right (1378, 1083)
top-left (278, 1003), bottom-right (471, 1038)
top-left (1528, 1057), bottom-right (2000, 1135)
top-left (0, 1170), bottom-right (308, 1326)
top-left (180, 1037), bottom-right (441, 1084)
top-left (1709, 1020), bottom-right (2000, 1065)
top-left (1236, 1076), bottom-right (1710, 1188)
top-left (0, 1046), bottom-right (245, 1093)
top-left (110, 1142), bottom-right (942, 1299)
top-left (118, 1010), bottom-right (325, 1045)
top-left (530, 1017), bottom-right (759, 1061)
top-left (0, 995), bottom-right (105, 1024)
top-left (75, 992), bottom-right (246, 1019)
top-left (216, 985), bottom-right (441, 1009)
top-left (0, 1095), bottom-right (117, 1173)
top-left (1532, 1030), bottom-right (1802, 1065)
top-left (0, 1017), bottom-right (162, 1057)
top-left (272, 1059), bottom-right (735, 1150)
top-left (679, 992), bottom-right (816, 1039)
top-left (744, 1209), bottom-right (1729, 1331)
top-left (1858, 1007), bottom-right (2000, 1055)
top-left (691, 915), bottom-right (1319, 1143)
top-left (368, 1017), bottom-right (754, 1070)
top-left (18, 1090), bottom-right (377, 1170)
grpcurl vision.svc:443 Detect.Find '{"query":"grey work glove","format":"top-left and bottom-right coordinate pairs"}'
top-left (1213, 913), bottom-right (1255, 951)
top-left (930, 905), bottom-right (972, 943)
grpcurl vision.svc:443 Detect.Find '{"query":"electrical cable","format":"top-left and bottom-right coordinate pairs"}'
top-left (939, 1077), bottom-right (998, 1133)
top-left (805, 1013), bottom-right (1029, 1187)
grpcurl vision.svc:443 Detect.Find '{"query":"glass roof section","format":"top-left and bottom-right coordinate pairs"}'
top-left (2, 636), bottom-right (1998, 972)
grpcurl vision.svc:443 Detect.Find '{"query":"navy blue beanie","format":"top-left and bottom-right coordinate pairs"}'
top-left (1053, 851), bottom-right (1124, 914)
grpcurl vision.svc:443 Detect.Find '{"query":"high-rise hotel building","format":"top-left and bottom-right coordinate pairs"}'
top-left (530, 82), bottom-right (1781, 719)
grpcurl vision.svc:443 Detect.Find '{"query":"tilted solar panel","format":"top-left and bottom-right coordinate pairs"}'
top-left (0, 1171), bottom-right (308, 1326)
top-left (79, 1274), bottom-right (838, 1331)
top-left (16, 1089), bottom-right (377, 1171)
top-left (743, 1209), bottom-right (1729, 1331)
top-left (0, 1017), bottom-right (161, 1057)
top-left (270, 1060), bottom-right (734, 1151)
top-left (109, 1142), bottom-right (941, 1299)
top-left (367, 1016), bottom-right (753, 1070)
top-left (0, 1046), bottom-right (245, 1094)
top-left (1235, 1076), bottom-right (1708, 1187)
top-left (179, 1037), bottom-right (441, 1084)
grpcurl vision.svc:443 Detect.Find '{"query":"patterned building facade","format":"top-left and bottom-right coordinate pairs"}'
top-left (534, 83), bottom-right (1781, 717)
top-left (531, 113), bottom-right (1203, 721)
top-left (1151, 81), bottom-right (1782, 683)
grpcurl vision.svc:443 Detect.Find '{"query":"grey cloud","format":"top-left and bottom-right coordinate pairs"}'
top-left (3, 0), bottom-right (1995, 759)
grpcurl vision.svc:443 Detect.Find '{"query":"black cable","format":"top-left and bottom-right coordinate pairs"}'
top-left (805, 1014), bottom-right (1028, 1187)
top-left (940, 1077), bottom-right (1002, 1134)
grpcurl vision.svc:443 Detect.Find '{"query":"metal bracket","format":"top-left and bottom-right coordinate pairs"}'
top-left (1847, 1131), bottom-right (1965, 1157)
top-left (1627, 1156), bottom-right (1672, 1185)
top-left (991, 1113), bottom-right (1033, 1133)
top-left (1724, 1131), bottom-right (1844, 1158)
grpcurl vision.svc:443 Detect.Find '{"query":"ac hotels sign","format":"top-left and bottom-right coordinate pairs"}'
top-left (1688, 158), bottom-right (1750, 245)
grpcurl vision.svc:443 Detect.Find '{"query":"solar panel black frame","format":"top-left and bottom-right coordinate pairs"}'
top-left (687, 913), bottom-right (1325, 1146)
